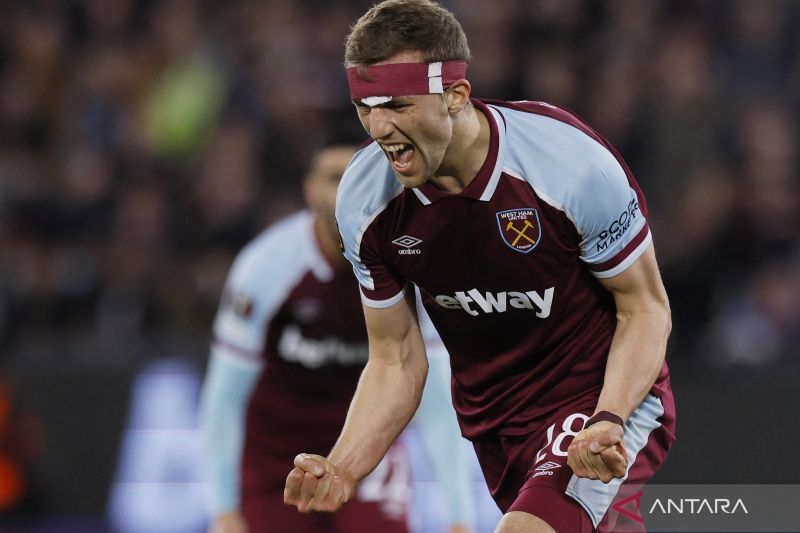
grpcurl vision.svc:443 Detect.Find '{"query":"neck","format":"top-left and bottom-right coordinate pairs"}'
top-left (313, 216), bottom-right (347, 268)
top-left (431, 102), bottom-right (490, 194)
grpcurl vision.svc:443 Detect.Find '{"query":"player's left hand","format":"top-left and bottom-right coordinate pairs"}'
top-left (284, 453), bottom-right (356, 513)
top-left (567, 421), bottom-right (628, 483)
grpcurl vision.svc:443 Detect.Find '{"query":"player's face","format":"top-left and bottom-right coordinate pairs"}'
top-left (353, 52), bottom-right (454, 189)
top-left (304, 146), bottom-right (356, 237)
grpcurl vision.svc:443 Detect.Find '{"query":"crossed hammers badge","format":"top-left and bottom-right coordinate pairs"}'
top-left (496, 208), bottom-right (542, 254)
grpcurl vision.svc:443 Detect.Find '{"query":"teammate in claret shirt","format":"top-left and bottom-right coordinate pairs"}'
top-left (284, 1), bottom-right (676, 532)
top-left (200, 133), bottom-right (476, 533)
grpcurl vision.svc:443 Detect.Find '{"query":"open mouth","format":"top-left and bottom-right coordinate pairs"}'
top-left (382, 143), bottom-right (415, 173)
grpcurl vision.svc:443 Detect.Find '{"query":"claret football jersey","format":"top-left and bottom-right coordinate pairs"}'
top-left (336, 99), bottom-right (669, 439)
top-left (212, 210), bottom-right (370, 457)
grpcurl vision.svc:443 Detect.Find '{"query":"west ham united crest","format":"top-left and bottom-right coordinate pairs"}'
top-left (496, 208), bottom-right (542, 254)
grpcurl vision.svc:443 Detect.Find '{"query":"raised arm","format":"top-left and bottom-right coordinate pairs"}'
top-left (284, 291), bottom-right (429, 512)
top-left (567, 243), bottom-right (671, 482)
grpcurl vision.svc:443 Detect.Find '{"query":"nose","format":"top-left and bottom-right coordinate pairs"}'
top-left (367, 107), bottom-right (395, 140)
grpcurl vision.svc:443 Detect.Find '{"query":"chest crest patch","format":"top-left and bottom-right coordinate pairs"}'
top-left (496, 208), bottom-right (542, 254)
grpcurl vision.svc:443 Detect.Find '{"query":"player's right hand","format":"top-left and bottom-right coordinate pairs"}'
top-left (284, 453), bottom-right (355, 513)
top-left (567, 421), bottom-right (628, 483)
top-left (208, 511), bottom-right (248, 533)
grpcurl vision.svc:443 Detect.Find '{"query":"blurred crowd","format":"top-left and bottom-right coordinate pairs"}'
top-left (1, 0), bottom-right (799, 525)
top-left (1, 0), bottom-right (799, 371)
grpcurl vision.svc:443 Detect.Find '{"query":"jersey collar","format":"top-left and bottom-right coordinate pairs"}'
top-left (412, 98), bottom-right (506, 204)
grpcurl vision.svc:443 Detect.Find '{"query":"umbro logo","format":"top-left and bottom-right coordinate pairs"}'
top-left (533, 461), bottom-right (561, 478)
top-left (392, 235), bottom-right (422, 255)
top-left (392, 235), bottom-right (422, 248)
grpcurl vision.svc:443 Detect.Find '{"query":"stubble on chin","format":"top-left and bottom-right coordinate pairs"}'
top-left (394, 173), bottom-right (428, 189)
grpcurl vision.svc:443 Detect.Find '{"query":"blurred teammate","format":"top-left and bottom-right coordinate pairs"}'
top-left (200, 132), bottom-right (474, 533)
top-left (284, 1), bottom-right (676, 532)
top-left (413, 292), bottom-right (475, 533)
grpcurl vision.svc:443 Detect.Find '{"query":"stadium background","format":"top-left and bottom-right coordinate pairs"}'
top-left (0, 0), bottom-right (798, 530)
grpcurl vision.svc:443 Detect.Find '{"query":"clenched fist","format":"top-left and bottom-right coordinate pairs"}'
top-left (284, 453), bottom-right (356, 513)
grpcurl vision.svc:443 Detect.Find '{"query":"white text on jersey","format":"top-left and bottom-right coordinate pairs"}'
top-left (278, 325), bottom-right (368, 368)
top-left (434, 287), bottom-right (554, 318)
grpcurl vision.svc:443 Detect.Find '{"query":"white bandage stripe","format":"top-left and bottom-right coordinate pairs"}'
top-left (428, 61), bottom-right (444, 93)
top-left (361, 95), bottom-right (393, 107)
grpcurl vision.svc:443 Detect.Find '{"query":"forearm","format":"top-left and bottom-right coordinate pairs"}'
top-left (595, 307), bottom-right (671, 421)
top-left (328, 352), bottom-right (428, 481)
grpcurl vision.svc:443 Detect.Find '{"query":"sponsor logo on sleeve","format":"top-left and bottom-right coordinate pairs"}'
top-left (496, 208), bottom-right (542, 254)
top-left (222, 290), bottom-right (255, 319)
top-left (215, 292), bottom-right (260, 349)
top-left (596, 199), bottom-right (640, 252)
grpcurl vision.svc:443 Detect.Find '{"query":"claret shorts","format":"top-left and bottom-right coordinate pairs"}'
top-left (473, 385), bottom-right (676, 532)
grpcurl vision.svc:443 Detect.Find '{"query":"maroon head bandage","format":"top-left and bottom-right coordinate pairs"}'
top-left (347, 61), bottom-right (468, 101)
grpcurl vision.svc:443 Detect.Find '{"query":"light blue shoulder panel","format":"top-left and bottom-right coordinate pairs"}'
top-left (494, 105), bottom-right (648, 273)
top-left (335, 143), bottom-right (404, 292)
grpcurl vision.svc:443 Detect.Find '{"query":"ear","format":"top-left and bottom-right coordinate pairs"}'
top-left (445, 79), bottom-right (472, 113)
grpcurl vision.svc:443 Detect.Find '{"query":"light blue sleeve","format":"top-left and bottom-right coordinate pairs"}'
top-left (199, 349), bottom-right (262, 515)
top-left (500, 105), bottom-right (651, 278)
